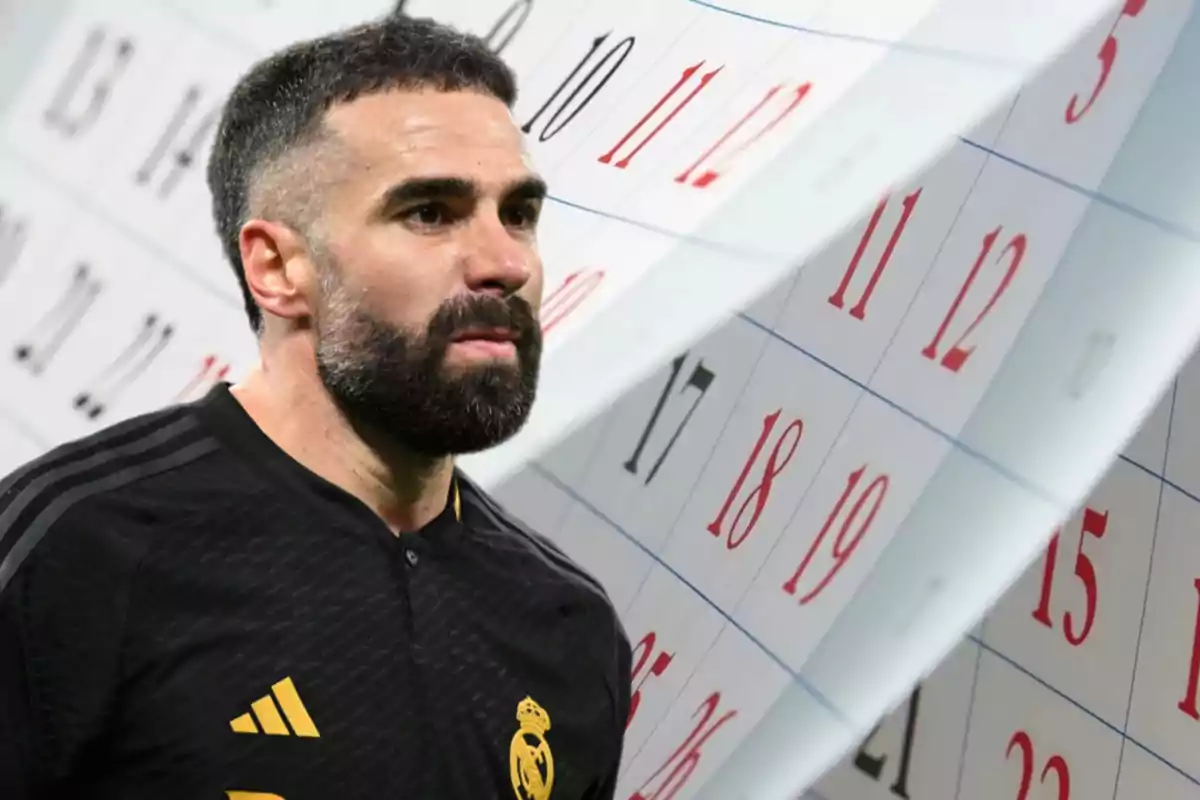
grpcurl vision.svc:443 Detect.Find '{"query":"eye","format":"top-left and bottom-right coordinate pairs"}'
top-left (502, 200), bottom-right (542, 230)
top-left (400, 203), bottom-right (448, 228)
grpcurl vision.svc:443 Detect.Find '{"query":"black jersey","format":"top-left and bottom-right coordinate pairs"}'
top-left (0, 383), bottom-right (631, 800)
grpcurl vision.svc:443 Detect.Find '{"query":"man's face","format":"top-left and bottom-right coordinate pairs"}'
top-left (306, 88), bottom-right (546, 457)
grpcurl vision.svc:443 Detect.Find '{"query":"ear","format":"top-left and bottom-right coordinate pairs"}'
top-left (238, 218), bottom-right (319, 326)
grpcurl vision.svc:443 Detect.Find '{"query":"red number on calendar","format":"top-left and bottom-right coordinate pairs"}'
top-left (540, 268), bottom-right (604, 334)
top-left (628, 631), bottom-right (675, 729)
top-left (628, 692), bottom-right (737, 800)
top-left (781, 466), bottom-right (888, 605)
top-left (176, 354), bottom-right (232, 403)
top-left (675, 82), bottom-right (812, 189)
top-left (599, 61), bottom-right (722, 170)
top-left (707, 409), bottom-right (804, 549)
top-left (1066, 0), bottom-right (1148, 124)
top-left (922, 226), bottom-right (1027, 373)
top-left (1007, 730), bottom-right (1070, 800)
top-left (1176, 578), bottom-right (1200, 720)
top-left (1031, 507), bottom-right (1108, 646)
top-left (828, 189), bottom-right (923, 320)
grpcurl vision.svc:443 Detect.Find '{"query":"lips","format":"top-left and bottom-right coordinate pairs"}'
top-left (450, 327), bottom-right (518, 344)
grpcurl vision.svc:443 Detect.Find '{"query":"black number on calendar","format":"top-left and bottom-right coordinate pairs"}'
top-left (391, 0), bottom-right (532, 55)
top-left (135, 85), bottom-right (223, 199)
top-left (624, 351), bottom-right (715, 485)
top-left (14, 263), bottom-right (103, 376)
top-left (853, 685), bottom-right (920, 799)
top-left (43, 27), bottom-right (135, 139)
top-left (521, 31), bottom-right (635, 142)
top-left (73, 313), bottom-right (174, 420)
top-left (0, 204), bottom-right (29, 287)
top-left (481, 0), bottom-right (533, 54)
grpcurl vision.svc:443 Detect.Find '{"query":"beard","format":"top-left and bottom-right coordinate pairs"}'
top-left (312, 271), bottom-right (542, 458)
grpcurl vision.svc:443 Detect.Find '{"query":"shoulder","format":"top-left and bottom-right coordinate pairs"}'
top-left (457, 472), bottom-right (626, 628)
top-left (457, 474), bottom-right (635, 736)
top-left (0, 401), bottom-right (222, 599)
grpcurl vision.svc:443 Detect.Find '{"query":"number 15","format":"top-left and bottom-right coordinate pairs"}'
top-left (1032, 507), bottom-right (1109, 646)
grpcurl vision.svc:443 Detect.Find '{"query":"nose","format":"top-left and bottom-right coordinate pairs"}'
top-left (462, 214), bottom-right (533, 298)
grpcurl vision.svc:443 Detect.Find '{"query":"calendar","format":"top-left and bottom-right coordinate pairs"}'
top-left (1, 1), bottom-right (1198, 798)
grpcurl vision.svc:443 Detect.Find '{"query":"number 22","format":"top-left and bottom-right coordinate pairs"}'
top-left (1007, 730), bottom-right (1070, 800)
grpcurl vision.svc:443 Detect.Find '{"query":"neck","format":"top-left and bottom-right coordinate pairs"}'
top-left (229, 355), bottom-right (454, 535)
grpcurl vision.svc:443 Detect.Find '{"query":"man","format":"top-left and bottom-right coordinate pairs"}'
top-left (0, 14), bottom-right (631, 800)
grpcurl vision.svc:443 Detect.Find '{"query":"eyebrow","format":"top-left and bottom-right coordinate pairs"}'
top-left (375, 175), bottom-right (548, 217)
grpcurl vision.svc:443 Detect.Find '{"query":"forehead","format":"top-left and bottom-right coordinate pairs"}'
top-left (323, 88), bottom-right (534, 189)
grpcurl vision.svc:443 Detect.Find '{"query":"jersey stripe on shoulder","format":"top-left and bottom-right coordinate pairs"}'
top-left (0, 413), bottom-right (219, 595)
top-left (0, 405), bottom-right (195, 506)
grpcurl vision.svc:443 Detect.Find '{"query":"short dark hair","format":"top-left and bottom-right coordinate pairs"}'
top-left (205, 15), bottom-right (518, 334)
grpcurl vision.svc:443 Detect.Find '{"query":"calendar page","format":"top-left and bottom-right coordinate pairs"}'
top-left (1, 1), bottom-right (1198, 799)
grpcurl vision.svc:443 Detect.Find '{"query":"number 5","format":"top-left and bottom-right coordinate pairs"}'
top-left (1065, 0), bottom-right (1148, 124)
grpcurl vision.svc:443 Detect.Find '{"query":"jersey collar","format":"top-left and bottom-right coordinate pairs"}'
top-left (193, 381), bottom-right (466, 542)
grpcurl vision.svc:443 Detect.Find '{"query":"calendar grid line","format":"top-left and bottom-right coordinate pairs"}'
top-left (545, 194), bottom-right (781, 264)
top-left (969, 634), bottom-right (1200, 790)
top-left (1111, 377), bottom-right (1180, 799)
top-left (1117, 452), bottom-right (1199, 507)
top-left (736, 312), bottom-right (1067, 507)
top-left (685, 0), bottom-right (1028, 71)
top-left (952, 641), bottom-right (985, 800)
top-left (545, 142), bottom-right (1198, 274)
top-left (529, 462), bottom-right (855, 728)
top-left (959, 137), bottom-right (1200, 245)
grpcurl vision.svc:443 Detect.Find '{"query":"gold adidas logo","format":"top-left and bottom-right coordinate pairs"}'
top-left (230, 677), bottom-right (319, 738)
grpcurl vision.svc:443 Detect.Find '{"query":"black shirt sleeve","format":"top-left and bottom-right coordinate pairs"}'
top-left (0, 567), bottom-right (39, 799)
top-left (0, 503), bottom-right (140, 798)
top-left (592, 617), bottom-right (633, 800)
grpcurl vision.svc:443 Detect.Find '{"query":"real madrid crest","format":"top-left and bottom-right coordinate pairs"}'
top-left (509, 696), bottom-right (554, 800)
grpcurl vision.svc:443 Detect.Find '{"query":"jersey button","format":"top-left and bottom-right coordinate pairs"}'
top-left (405, 548), bottom-right (419, 567)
